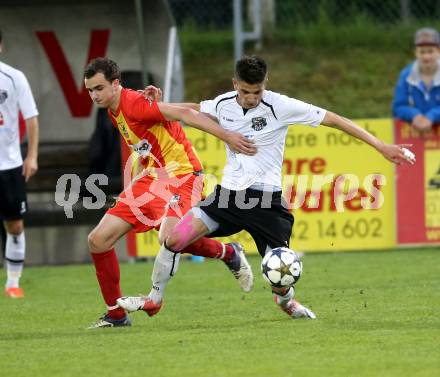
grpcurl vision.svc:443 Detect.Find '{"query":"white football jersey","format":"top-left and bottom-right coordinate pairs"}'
top-left (0, 61), bottom-right (39, 170)
top-left (200, 90), bottom-right (326, 190)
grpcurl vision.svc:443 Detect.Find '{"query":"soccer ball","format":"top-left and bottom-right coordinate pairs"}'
top-left (261, 247), bottom-right (302, 287)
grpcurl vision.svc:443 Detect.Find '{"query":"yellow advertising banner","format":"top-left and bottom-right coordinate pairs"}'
top-left (135, 119), bottom-right (396, 256)
top-left (425, 149), bottom-right (440, 229)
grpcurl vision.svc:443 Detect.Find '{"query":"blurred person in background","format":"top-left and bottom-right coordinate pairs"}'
top-left (0, 29), bottom-right (39, 298)
top-left (393, 27), bottom-right (440, 132)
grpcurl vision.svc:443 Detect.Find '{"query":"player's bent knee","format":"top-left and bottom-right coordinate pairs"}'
top-left (4, 220), bottom-right (24, 235)
top-left (165, 233), bottom-right (185, 252)
top-left (158, 233), bottom-right (167, 246)
top-left (88, 230), bottom-right (109, 253)
top-left (87, 231), bottom-right (98, 252)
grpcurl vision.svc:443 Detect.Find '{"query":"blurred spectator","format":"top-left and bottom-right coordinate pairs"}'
top-left (0, 30), bottom-right (39, 298)
top-left (392, 27), bottom-right (440, 132)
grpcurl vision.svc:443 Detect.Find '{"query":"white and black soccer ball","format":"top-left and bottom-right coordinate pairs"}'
top-left (261, 247), bottom-right (302, 288)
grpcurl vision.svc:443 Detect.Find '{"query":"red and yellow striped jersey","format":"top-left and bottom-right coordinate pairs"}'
top-left (108, 88), bottom-right (202, 176)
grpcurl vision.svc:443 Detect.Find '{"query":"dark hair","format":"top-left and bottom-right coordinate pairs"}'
top-left (235, 55), bottom-right (267, 84)
top-left (84, 57), bottom-right (121, 82)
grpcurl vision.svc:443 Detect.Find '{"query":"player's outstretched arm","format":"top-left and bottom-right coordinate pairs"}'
top-left (322, 111), bottom-right (415, 165)
top-left (141, 85), bottom-right (201, 111)
top-left (22, 116), bottom-right (39, 181)
top-left (157, 102), bottom-right (257, 156)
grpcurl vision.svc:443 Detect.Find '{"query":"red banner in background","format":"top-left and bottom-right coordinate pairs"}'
top-left (36, 29), bottom-right (110, 117)
top-left (394, 119), bottom-right (440, 245)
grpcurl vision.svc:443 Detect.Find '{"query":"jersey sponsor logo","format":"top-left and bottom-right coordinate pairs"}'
top-left (117, 121), bottom-right (130, 139)
top-left (0, 111), bottom-right (4, 126)
top-left (0, 89), bottom-right (8, 104)
top-left (130, 139), bottom-right (152, 157)
top-left (222, 116), bottom-right (234, 122)
top-left (251, 116), bottom-right (267, 131)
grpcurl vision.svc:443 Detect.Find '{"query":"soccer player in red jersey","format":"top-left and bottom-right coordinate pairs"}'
top-left (84, 58), bottom-right (256, 328)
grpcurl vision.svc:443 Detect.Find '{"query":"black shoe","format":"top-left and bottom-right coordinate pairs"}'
top-left (88, 314), bottom-right (132, 329)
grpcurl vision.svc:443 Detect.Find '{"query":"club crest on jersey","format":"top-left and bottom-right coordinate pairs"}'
top-left (0, 90), bottom-right (8, 104)
top-left (131, 139), bottom-right (152, 158)
top-left (251, 117), bottom-right (267, 131)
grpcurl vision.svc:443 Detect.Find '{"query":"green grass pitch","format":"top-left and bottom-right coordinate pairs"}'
top-left (1, 248), bottom-right (439, 377)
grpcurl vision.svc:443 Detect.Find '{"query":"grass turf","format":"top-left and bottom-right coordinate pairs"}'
top-left (0, 248), bottom-right (439, 377)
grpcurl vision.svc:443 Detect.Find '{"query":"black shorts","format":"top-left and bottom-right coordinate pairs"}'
top-left (199, 185), bottom-right (294, 257)
top-left (0, 166), bottom-right (27, 221)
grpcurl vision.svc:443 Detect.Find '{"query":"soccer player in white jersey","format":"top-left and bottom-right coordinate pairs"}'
top-left (0, 30), bottom-right (39, 298)
top-left (118, 55), bottom-right (415, 319)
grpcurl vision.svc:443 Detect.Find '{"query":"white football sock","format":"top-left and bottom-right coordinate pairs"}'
top-left (5, 232), bottom-right (25, 288)
top-left (274, 287), bottom-right (294, 308)
top-left (148, 243), bottom-right (180, 304)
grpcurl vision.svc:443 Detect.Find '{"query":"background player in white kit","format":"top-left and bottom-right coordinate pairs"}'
top-left (119, 55), bottom-right (415, 319)
top-left (0, 30), bottom-right (39, 298)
